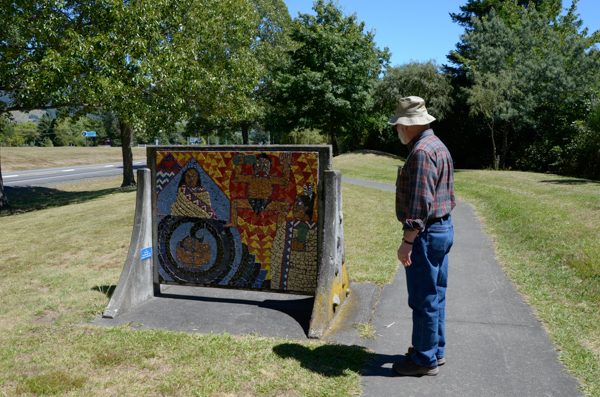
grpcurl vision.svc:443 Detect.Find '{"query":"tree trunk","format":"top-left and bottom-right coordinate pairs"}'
top-left (489, 120), bottom-right (497, 170)
top-left (0, 149), bottom-right (11, 211)
top-left (119, 121), bottom-right (136, 187)
top-left (330, 122), bottom-right (339, 156)
top-left (500, 121), bottom-right (509, 169)
top-left (351, 128), bottom-right (359, 152)
top-left (241, 121), bottom-right (249, 145)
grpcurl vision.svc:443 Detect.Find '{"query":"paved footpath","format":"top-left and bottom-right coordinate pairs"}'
top-left (94, 176), bottom-right (582, 396)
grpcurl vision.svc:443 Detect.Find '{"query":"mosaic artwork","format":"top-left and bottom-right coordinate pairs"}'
top-left (156, 151), bottom-right (320, 293)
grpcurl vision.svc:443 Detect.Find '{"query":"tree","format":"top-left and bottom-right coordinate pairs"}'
top-left (369, 61), bottom-right (453, 155)
top-left (0, 118), bottom-right (9, 210)
top-left (446, 0), bottom-right (561, 76)
top-left (270, 0), bottom-right (390, 155)
top-left (1, 0), bottom-right (263, 190)
top-left (374, 61), bottom-right (454, 121)
top-left (449, 0), bottom-right (560, 28)
top-left (185, 0), bottom-right (294, 145)
top-left (457, 4), bottom-right (600, 169)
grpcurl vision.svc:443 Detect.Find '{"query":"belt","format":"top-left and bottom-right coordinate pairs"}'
top-left (426, 214), bottom-right (450, 225)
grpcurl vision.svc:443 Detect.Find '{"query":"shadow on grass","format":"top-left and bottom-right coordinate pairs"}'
top-left (93, 285), bottom-right (117, 299)
top-left (272, 343), bottom-right (374, 377)
top-left (347, 150), bottom-right (404, 160)
top-left (539, 179), bottom-right (600, 185)
top-left (2, 185), bottom-right (136, 216)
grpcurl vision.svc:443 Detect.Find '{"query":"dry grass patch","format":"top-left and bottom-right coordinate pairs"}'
top-left (1, 146), bottom-right (146, 171)
top-left (0, 175), bottom-right (371, 396)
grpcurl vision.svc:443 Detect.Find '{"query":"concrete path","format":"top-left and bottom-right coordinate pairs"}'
top-left (93, 176), bottom-right (581, 396)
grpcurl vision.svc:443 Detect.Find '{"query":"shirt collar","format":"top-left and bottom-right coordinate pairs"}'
top-left (407, 128), bottom-right (434, 150)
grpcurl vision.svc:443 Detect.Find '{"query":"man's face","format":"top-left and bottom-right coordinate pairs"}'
top-left (255, 157), bottom-right (270, 177)
top-left (396, 124), bottom-right (408, 145)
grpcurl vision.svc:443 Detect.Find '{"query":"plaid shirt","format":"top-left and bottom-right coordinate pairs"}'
top-left (396, 129), bottom-right (455, 231)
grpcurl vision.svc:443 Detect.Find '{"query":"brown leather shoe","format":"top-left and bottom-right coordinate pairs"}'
top-left (407, 346), bottom-right (445, 366)
top-left (392, 358), bottom-right (438, 376)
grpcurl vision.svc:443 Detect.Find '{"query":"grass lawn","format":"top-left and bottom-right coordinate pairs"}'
top-left (0, 146), bottom-right (147, 172)
top-left (3, 148), bottom-right (599, 395)
top-left (334, 152), bottom-right (600, 396)
top-left (1, 176), bottom-right (388, 396)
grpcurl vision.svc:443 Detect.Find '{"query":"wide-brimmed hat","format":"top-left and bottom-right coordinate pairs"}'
top-left (388, 96), bottom-right (436, 126)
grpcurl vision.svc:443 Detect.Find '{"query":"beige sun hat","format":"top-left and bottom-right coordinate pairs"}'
top-left (388, 96), bottom-right (436, 126)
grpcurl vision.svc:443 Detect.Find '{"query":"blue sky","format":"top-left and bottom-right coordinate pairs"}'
top-left (282, 0), bottom-right (600, 67)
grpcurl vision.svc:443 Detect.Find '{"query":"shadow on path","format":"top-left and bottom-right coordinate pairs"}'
top-left (159, 292), bottom-right (314, 336)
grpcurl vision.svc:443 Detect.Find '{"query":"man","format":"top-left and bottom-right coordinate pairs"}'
top-left (389, 96), bottom-right (455, 377)
top-left (225, 152), bottom-right (292, 228)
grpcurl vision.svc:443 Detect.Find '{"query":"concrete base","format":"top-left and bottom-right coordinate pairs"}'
top-left (103, 169), bottom-right (156, 318)
top-left (309, 170), bottom-right (350, 338)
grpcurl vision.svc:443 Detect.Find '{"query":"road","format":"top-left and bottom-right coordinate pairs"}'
top-left (3, 160), bottom-right (147, 187)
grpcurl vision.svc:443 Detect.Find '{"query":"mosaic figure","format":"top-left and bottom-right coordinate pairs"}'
top-left (292, 183), bottom-right (315, 220)
top-left (225, 153), bottom-right (292, 228)
top-left (176, 235), bottom-right (211, 268)
top-left (156, 150), bottom-right (319, 293)
top-left (171, 168), bottom-right (216, 219)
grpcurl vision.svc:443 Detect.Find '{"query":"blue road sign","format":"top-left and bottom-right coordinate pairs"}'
top-left (140, 247), bottom-right (152, 261)
top-left (81, 131), bottom-right (97, 137)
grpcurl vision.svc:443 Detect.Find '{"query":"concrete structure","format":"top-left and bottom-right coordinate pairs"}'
top-left (103, 168), bottom-right (157, 319)
top-left (103, 145), bottom-right (350, 338)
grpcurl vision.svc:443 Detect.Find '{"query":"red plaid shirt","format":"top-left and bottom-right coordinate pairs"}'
top-left (396, 129), bottom-right (455, 231)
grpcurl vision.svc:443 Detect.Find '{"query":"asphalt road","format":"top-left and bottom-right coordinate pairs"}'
top-left (2, 160), bottom-right (147, 187)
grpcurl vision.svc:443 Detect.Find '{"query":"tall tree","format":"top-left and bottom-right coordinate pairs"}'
top-left (270, 0), bottom-right (389, 155)
top-left (1, 0), bottom-right (262, 191)
top-left (449, 0), bottom-right (560, 28)
top-left (446, 0), bottom-right (561, 76)
top-left (458, 5), bottom-right (600, 169)
top-left (369, 60), bottom-right (453, 155)
top-left (374, 61), bottom-right (454, 121)
top-left (185, 0), bottom-right (294, 144)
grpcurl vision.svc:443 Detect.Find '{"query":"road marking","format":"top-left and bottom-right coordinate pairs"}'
top-left (4, 175), bottom-right (18, 178)
top-left (4, 169), bottom-right (119, 185)
top-left (62, 169), bottom-right (75, 172)
top-left (104, 165), bottom-right (115, 167)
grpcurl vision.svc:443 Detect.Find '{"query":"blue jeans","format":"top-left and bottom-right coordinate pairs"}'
top-left (405, 215), bottom-right (454, 367)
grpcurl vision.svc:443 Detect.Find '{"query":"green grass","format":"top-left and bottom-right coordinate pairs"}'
top-left (5, 149), bottom-right (598, 394)
top-left (342, 184), bottom-right (400, 285)
top-left (0, 146), bottom-right (146, 172)
top-left (334, 152), bottom-right (600, 396)
top-left (0, 176), bottom-right (372, 396)
top-left (331, 150), bottom-right (403, 184)
top-left (454, 170), bottom-right (600, 396)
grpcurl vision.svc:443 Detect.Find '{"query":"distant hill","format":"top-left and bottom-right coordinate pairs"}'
top-left (1, 94), bottom-right (56, 123)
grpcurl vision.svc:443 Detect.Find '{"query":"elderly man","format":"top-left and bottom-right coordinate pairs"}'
top-left (390, 96), bottom-right (455, 377)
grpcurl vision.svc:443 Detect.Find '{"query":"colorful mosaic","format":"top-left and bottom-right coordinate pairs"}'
top-left (156, 151), bottom-right (320, 293)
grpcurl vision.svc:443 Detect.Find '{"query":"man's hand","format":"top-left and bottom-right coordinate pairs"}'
top-left (398, 230), bottom-right (418, 267)
top-left (280, 152), bottom-right (292, 167)
top-left (233, 153), bottom-right (245, 166)
top-left (398, 241), bottom-right (412, 267)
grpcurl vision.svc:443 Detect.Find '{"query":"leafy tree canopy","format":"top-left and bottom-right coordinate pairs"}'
top-left (374, 61), bottom-right (453, 122)
top-left (450, 0), bottom-right (561, 29)
top-left (457, 4), bottom-right (600, 168)
top-left (270, 0), bottom-right (390, 155)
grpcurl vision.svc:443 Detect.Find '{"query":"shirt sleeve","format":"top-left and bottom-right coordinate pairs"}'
top-left (403, 149), bottom-right (437, 231)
